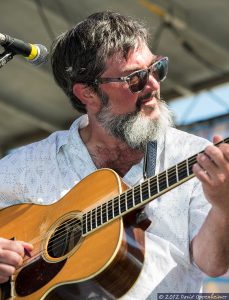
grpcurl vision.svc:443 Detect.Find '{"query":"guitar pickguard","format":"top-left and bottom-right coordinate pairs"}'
top-left (15, 256), bottom-right (66, 297)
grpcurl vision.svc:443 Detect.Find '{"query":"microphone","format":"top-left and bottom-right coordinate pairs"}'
top-left (0, 33), bottom-right (48, 66)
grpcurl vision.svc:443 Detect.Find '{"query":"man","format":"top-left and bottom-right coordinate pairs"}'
top-left (0, 11), bottom-right (228, 299)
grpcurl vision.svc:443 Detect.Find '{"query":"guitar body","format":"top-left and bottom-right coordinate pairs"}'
top-left (0, 169), bottom-right (145, 300)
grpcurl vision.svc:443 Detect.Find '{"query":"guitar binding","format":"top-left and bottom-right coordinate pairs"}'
top-left (44, 212), bottom-right (83, 262)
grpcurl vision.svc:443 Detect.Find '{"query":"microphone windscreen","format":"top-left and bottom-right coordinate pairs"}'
top-left (27, 44), bottom-right (49, 66)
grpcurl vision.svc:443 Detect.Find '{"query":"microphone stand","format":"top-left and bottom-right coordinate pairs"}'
top-left (0, 50), bottom-right (15, 69)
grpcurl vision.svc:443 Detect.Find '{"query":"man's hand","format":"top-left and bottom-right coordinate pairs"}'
top-left (0, 237), bottom-right (33, 283)
top-left (193, 135), bottom-right (229, 213)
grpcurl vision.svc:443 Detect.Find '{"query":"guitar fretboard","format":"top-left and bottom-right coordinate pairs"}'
top-left (82, 137), bottom-right (229, 236)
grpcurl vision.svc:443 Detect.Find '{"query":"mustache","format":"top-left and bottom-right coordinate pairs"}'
top-left (136, 91), bottom-right (160, 110)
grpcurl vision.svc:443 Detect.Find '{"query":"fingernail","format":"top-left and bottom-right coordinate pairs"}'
top-left (24, 248), bottom-right (32, 258)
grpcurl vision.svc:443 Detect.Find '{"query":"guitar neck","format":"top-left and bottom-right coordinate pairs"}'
top-left (82, 137), bottom-right (229, 236)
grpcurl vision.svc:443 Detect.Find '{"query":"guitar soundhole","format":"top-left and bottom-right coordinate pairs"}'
top-left (47, 217), bottom-right (82, 258)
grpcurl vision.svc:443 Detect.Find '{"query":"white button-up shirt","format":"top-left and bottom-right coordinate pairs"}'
top-left (0, 115), bottom-right (211, 299)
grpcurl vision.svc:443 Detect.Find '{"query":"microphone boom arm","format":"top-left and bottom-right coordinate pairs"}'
top-left (0, 50), bottom-right (15, 69)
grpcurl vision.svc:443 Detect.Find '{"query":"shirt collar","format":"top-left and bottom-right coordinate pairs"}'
top-left (57, 114), bottom-right (88, 153)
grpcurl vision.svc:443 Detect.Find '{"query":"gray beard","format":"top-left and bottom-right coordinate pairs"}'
top-left (96, 100), bottom-right (174, 151)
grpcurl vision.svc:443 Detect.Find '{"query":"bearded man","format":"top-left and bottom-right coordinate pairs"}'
top-left (0, 11), bottom-right (228, 300)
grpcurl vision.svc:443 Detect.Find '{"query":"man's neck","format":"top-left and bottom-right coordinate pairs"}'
top-left (79, 121), bottom-right (144, 177)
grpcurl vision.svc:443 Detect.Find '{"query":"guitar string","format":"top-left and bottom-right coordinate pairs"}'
top-left (19, 154), bottom-right (200, 267)
top-left (30, 154), bottom-right (197, 246)
top-left (27, 151), bottom-right (205, 264)
top-left (16, 138), bottom-right (229, 269)
top-left (20, 138), bottom-right (229, 270)
top-left (25, 152), bottom-right (199, 251)
top-left (19, 135), bottom-right (229, 266)
top-left (18, 155), bottom-right (199, 269)
top-left (22, 154), bottom-right (197, 258)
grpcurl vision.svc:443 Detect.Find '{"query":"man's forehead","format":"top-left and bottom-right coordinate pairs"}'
top-left (105, 46), bottom-right (156, 73)
top-left (106, 52), bottom-right (128, 66)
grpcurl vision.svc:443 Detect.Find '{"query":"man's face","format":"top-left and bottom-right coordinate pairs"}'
top-left (96, 43), bottom-right (161, 119)
top-left (94, 43), bottom-right (173, 150)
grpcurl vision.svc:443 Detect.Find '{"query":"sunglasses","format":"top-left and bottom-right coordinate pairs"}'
top-left (94, 56), bottom-right (168, 93)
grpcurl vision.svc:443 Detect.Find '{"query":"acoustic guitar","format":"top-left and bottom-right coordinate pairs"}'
top-left (0, 137), bottom-right (228, 300)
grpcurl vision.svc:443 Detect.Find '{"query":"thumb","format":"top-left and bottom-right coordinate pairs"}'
top-left (19, 241), bottom-right (34, 251)
top-left (213, 135), bottom-right (223, 144)
top-left (20, 241), bottom-right (34, 258)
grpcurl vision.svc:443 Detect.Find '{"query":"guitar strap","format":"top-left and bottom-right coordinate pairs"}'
top-left (136, 141), bottom-right (157, 225)
top-left (143, 140), bottom-right (157, 179)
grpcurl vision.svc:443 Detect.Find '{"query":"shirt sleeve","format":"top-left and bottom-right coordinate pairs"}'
top-left (0, 148), bottom-right (28, 209)
top-left (189, 179), bottom-right (211, 242)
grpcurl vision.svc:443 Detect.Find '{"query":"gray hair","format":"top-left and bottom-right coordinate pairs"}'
top-left (51, 11), bottom-right (149, 113)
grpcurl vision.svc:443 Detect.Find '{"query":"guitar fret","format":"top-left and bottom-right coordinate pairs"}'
top-left (178, 162), bottom-right (188, 181)
top-left (186, 159), bottom-right (189, 177)
top-left (188, 155), bottom-right (196, 175)
top-left (127, 189), bottom-right (133, 209)
top-left (97, 205), bottom-right (102, 227)
top-left (91, 208), bottom-right (96, 230)
top-left (141, 181), bottom-right (149, 201)
top-left (166, 169), bottom-right (169, 188)
top-left (156, 175), bottom-right (160, 193)
top-left (120, 193), bottom-right (126, 213)
top-left (124, 192), bottom-right (128, 211)
top-left (133, 185), bottom-right (141, 206)
top-left (113, 196), bottom-right (119, 217)
top-left (188, 158), bottom-right (193, 175)
top-left (87, 211), bottom-right (92, 232)
top-left (158, 171), bottom-right (167, 191)
top-left (82, 213), bottom-right (87, 235)
top-left (175, 165), bottom-right (179, 182)
top-left (149, 176), bottom-right (158, 196)
top-left (107, 200), bottom-right (113, 220)
top-left (140, 184), bottom-right (143, 202)
top-left (168, 166), bottom-right (177, 186)
top-left (147, 179), bottom-right (151, 198)
top-left (102, 202), bottom-right (107, 224)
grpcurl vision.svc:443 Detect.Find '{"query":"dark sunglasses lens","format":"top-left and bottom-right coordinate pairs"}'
top-left (129, 70), bottom-right (148, 93)
top-left (154, 58), bottom-right (168, 81)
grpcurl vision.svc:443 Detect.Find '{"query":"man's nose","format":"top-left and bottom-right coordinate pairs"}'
top-left (148, 73), bottom-right (160, 91)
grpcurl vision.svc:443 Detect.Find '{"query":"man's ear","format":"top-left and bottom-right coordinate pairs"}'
top-left (72, 83), bottom-right (96, 106)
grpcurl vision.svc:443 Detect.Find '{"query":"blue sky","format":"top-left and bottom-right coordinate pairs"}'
top-left (168, 83), bottom-right (229, 126)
